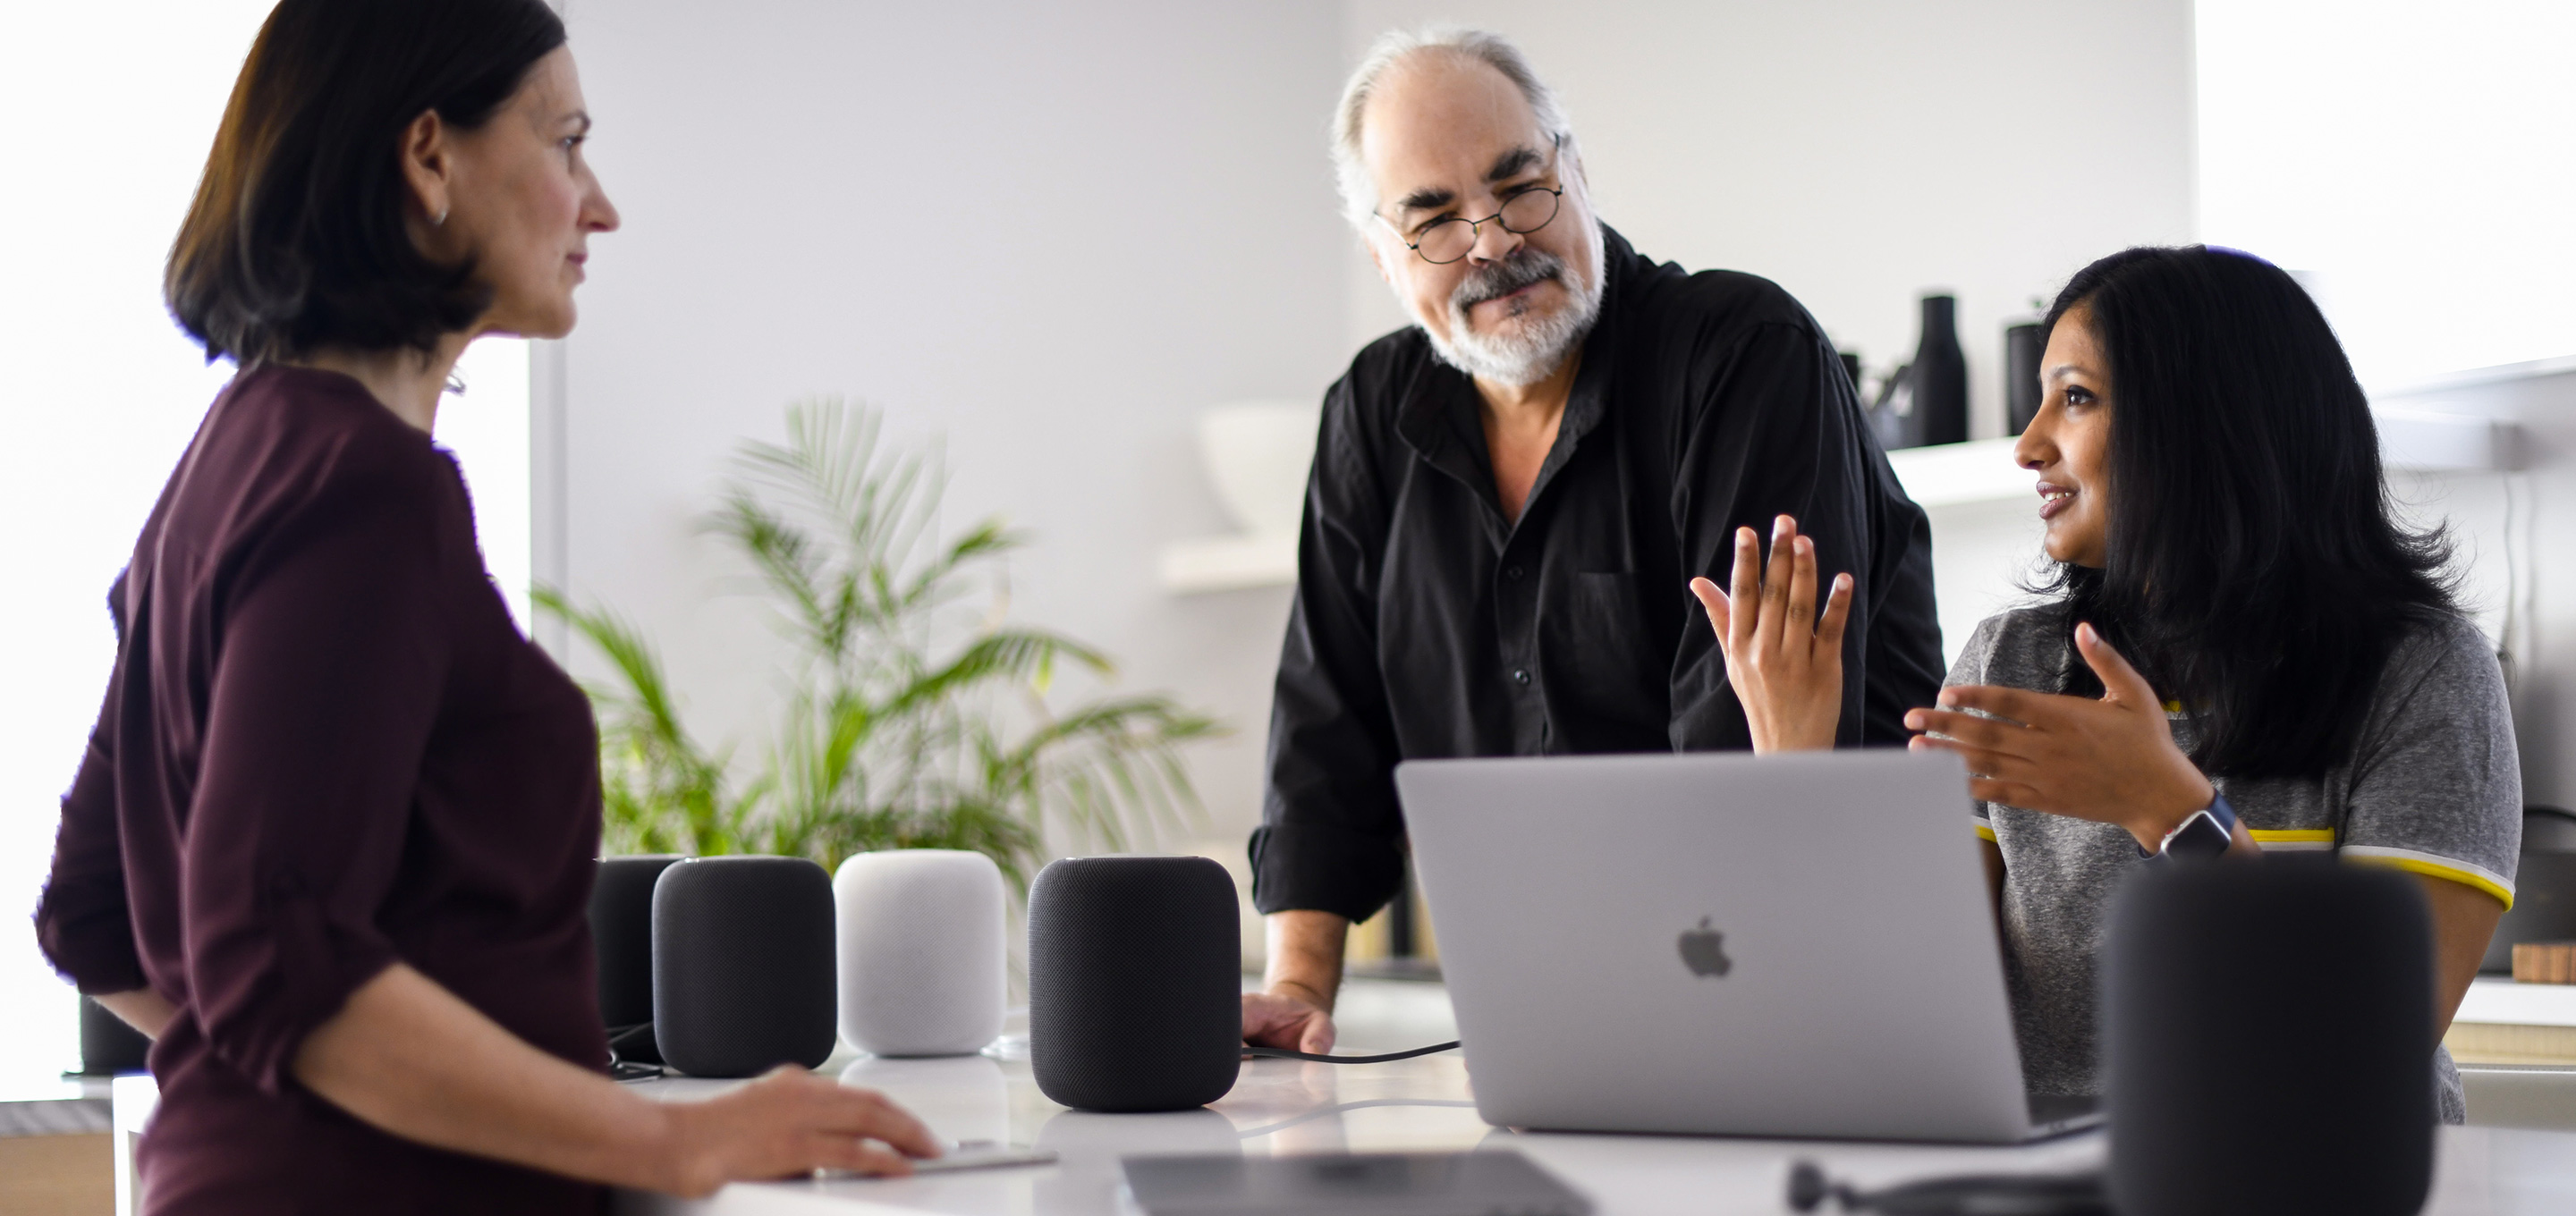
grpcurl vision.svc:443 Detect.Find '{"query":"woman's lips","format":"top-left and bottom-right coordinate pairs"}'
top-left (2037, 482), bottom-right (2075, 520)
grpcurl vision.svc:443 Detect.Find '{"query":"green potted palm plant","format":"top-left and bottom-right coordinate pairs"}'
top-left (538, 399), bottom-right (1217, 890)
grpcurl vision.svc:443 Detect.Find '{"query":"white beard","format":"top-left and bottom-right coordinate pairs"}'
top-left (1419, 219), bottom-right (1607, 387)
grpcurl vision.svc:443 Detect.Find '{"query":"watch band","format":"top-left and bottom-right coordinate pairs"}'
top-left (2149, 792), bottom-right (2237, 862)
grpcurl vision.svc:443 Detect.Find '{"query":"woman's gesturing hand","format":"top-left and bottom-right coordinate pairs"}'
top-left (657, 1067), bottom-right (943, 1196)
top-left (1689, 515), bottom-right (1852, 754)
top-left (1904, 621), bottom-right (2216, 850)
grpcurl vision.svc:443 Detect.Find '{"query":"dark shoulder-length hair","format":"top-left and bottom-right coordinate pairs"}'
top-left (2039, 245), bottom-right (2456, 780)
top-left (165, 0), bottom-right (567, 366)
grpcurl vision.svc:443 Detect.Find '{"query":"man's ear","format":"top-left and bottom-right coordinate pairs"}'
top-left (1365, 233), bottom-right (1394, 287)
top-left (398, 109), bottom-right (452, 227)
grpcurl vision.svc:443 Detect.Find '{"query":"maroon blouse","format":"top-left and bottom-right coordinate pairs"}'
top-left (35, 366), bottom-right (608, 1214)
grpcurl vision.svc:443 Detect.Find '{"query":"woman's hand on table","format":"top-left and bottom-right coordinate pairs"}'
top-left (1690, 515), bottom-right (1852, 754)
top-left (655, 1066), bottom-right (942, 1196)
top-left (1904, 621), bottom-right (2216, 851)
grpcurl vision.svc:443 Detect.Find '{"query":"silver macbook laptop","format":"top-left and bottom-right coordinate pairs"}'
top-left (1395, 748), bottom-right (2099, 1144)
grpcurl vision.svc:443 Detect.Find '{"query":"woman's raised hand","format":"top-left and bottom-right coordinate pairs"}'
top-left (1689, 515), bottom-right (1852, 754)
top-left (656, 1067), bottom-right (943, 1196)
top-left (1903, 621), bottom-right (2216, 850)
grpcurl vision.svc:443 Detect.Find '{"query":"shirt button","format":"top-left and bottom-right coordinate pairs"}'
top-left (1505, 564), bottom-right (1525, 581)
top-left (1513, 668), bottom-right (1531, 686)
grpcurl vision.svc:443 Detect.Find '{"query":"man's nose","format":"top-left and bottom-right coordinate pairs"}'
top-left (1465, 215), bottom-right (1526, 264)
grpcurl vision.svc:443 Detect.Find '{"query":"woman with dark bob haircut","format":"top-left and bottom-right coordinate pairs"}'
top-left (36, 2), bottom-right (937, 1211)
top-left (1700, 245), bottom-right (2517, 1124)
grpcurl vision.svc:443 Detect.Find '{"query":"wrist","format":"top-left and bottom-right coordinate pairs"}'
top-left (629, 1094), bottom-right (699, 1195)
top-left (1267, 975), bottom-right (1335, 1013)
top-left (2125, 773), bottom-right (2219, 853)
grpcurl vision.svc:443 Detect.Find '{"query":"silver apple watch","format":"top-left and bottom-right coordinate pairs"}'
top-left (2147, 792), bottom-right (2237, 862)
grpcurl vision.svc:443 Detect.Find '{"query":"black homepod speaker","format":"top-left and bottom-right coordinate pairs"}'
top-left (589, 853), bottom-right (683, 1064)
top-left (2106, 859), bottom-right (2434, 1216)
top-left (651, 855), bottom-right (839, 1078)
top-left (1029, 856), bottom-right (1241, 1111)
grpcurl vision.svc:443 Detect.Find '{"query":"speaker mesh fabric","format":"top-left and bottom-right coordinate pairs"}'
top-left (2106, 859), bottom-right (2433, 1216)
top-left (590, 856), bottom-right (682, 1014)
top-left (652, 856), bottom-right (839, 1078)
top-left (591, 855), bottom-right (682, 1064)
top-left (1029, 856), bottom-right (1241, 1111)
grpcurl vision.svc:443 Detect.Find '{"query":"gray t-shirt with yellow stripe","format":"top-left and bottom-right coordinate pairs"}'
top-left (1952, 605), bottom-right (2521, 1123)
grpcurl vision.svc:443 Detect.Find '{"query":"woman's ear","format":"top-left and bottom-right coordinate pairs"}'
top-left (397, 109), bottom-right (453, 231)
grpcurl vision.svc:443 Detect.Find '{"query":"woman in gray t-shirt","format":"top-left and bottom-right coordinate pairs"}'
top-left (1694, 246), bottom-right (2517, 1124)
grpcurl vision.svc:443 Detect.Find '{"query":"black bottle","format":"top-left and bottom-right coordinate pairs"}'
top-left (2004, 321), bottom-right (2044, 435)
top-left (1911, 294), bottom-right (1967, 447)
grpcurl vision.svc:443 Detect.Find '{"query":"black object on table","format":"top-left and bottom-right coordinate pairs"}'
top-left (1785, 1160), bottom-right (2108, 1215)
top-left (651, 855), bottom-right (839, 1078)
top-left (1124, 1150), bottom-right (1589, 1216)
top-left (1029, 856), bottom-right (1242, 1112)
top-left (590, 854), bottom-right (683, 1066)
top-left (2106, 857), bottom-right (2433, 1216)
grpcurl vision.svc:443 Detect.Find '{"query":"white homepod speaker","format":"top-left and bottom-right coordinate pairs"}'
top-left (834, 849), bottom-right (1007, 1056)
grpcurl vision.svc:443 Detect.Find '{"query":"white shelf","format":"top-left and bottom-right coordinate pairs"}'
top-left (1882, 405), bottom-right (2519, 514)
top-left (1885, 438), bottom-right (2028, 509)
top-left (1160, 533), bottom-right (1297, 595)
top-left (2458, 977), bottom-right (2576, 1028)
top-left (1159, 409), bottom-right (2519, 595)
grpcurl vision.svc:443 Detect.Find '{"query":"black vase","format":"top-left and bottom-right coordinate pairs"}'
top-left (1911, 294), bottom-right (1967, 447)
top-left (2004, 321), bottom-right (2044, 435)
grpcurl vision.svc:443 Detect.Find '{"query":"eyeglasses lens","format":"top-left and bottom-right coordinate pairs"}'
top-left (1418, 221), bottom-right (1477, 266)
top-left (1413, 190), bottom-right (1562, 266)
top-left (1500, 189), bottom-right (1559, 235)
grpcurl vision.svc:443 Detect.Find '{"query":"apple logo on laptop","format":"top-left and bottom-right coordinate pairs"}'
top-left (1678, 916), bottom-right (1732, 978)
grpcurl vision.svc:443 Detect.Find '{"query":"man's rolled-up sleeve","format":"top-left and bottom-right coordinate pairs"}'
top-left (182, 456), bottom-right (452, 1095)
top-left (1250, 386), bottom-right (1408, 923)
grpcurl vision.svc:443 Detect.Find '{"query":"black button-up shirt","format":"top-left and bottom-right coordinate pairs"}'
top-left (1249, 227), bottom-right (1944, 921)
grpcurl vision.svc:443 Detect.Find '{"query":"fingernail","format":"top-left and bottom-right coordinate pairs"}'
top-left (1797, 536), bottom-right (1812, 554)
top-left (1937, 691), bottom-right (1957, 706)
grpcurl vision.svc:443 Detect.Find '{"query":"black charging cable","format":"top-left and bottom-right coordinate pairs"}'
top-left (1243, 1040), bottom-right (1461, 1064)
top-left (1786, 1161), bottom-right (2109, 1216)
top-left (605, 1022), bottom-right (664, 1081)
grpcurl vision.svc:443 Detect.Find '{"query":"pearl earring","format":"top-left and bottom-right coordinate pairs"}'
top-left (435, 205), bottom-right (449, 226)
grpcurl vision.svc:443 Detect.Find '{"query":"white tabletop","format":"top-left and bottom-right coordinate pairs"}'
top-left (611, 1048), bottom-right (2576, 1216)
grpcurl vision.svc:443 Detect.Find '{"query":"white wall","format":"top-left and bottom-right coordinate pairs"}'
top-left (1340, 0), bottom-right (2200, 441)
top-left (551, 1), bottom-right (2200, 858)
top-left (550, 0), bottom-right (1352, 844)
top-left (2198, 0), bottom-right (2576, 391)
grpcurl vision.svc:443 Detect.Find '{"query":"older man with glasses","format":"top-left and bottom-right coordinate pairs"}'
top-left (1242, 27), bottom-right (1944, 1052)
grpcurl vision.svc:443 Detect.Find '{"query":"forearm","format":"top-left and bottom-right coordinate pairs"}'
top-left (292, 963), bottom-right (676, 1192)
top-left (94, 989), bottom-right (179, 1040)
top-left (1264, 909), bottom-right (1351, 1009)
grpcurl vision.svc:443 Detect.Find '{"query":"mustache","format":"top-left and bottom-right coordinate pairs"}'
top-left (1449, 250), bottom-right (1567, 313)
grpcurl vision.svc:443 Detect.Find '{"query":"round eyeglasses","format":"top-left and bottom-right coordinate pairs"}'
top-left (1385, 185), bottom-right (1564, 266)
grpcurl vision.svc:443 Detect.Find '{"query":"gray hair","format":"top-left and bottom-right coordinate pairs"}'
top-left (1330, 26), bottom-right (1575, 232)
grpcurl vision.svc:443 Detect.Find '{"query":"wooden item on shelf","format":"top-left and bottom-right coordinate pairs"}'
top-left (2513, 941), bottom-right (2576, 984)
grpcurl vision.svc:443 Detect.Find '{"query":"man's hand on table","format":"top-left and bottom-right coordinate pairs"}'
top-left (1246, 908), bottom-right (1347, 1053)
top-left (1242, 984), bottom-right (1337, 1053)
